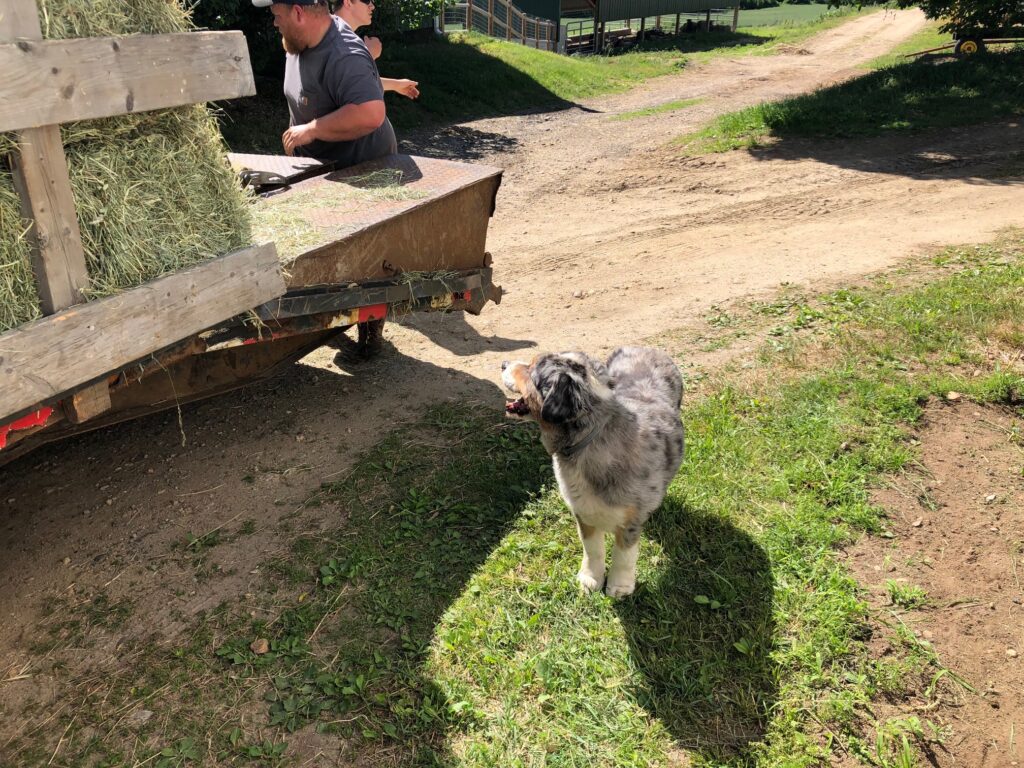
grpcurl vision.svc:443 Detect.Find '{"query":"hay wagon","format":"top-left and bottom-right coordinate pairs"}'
top-left (0, 2), bottom-right (502, 465)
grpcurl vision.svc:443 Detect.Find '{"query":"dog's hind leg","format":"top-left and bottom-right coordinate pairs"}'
top-left (607, 522), bottom-right (642, 598)
top-left (575, 517), bottom-right (605, 593)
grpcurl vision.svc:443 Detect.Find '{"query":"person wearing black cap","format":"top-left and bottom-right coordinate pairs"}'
top-left (252, 0), bottom-right (397, 168)
top-left (254, 0), bottom-right (396, 358)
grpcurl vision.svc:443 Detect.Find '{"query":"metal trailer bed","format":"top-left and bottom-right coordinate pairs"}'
top-left (0, 153), bottom-right (503, 465)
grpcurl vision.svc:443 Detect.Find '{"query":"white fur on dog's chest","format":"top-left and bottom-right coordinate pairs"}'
top-left (553, 457), bottom-right (629, 531)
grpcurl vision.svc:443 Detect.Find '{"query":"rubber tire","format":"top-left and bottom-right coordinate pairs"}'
top-left (954, 37), bottom-right (985, 56)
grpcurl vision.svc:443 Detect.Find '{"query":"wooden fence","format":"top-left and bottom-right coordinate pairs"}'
top-left (440, 0), bottom-right (559, 51)
top-left (0, 0), bottom-right (284, 425)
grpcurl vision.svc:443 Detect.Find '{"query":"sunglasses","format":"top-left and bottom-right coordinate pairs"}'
top-left (357, 0), bottom-right (374, 5)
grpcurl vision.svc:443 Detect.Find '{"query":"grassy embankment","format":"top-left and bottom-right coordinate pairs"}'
top-left (677, 24), bottom-right (1024, 153)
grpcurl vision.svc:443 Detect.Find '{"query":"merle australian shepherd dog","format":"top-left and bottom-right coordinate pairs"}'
top-left (502, 347), bottom-right (684, 597)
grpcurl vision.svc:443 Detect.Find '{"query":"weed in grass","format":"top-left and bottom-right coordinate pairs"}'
top-left (885, 580), bottom-right (929, 610)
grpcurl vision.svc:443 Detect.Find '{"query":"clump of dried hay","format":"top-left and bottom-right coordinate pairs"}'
top-left (0, 0), bottom-right (253, 333)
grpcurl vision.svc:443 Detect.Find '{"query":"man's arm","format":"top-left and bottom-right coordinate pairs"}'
top-left (282, 100), bottom-right (385, 155)
top-left (362, 35), bottom-right (382, 60)
top-left (381, 78), bottom-right (419, 99)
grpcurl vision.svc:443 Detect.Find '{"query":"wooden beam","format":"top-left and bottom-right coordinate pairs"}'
top-left (0, 0), bottom-right (43, 39)
top-left (3, 0), bottom-right (91, 315)
top-left (9, 126), bottom-right (91, 314)
top-left (0, 31), bottom-right (256, 133)
top-left (0, 244), bottom-right (286, 421)
top-left (64, 380), bottom-right (113, 424)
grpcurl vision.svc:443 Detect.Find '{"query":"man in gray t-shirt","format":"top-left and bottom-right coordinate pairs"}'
top-left (253, 0), bottom-right (397, 167)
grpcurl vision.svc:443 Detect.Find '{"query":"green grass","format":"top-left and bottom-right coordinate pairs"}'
top-left (737, 3), bottom-right (838, 28)
top-left (886, 580), bottom-right (930, 609)
top-left (10, 233), bottom-right (1024, 766)
top-left (678, 31), bottom-right (1024, 153)
top-left (863, 21), bottom-right (951, 69)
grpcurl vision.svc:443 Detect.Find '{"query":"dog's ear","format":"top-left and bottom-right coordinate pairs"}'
top-left (540, 372), bottom-right (586, 424)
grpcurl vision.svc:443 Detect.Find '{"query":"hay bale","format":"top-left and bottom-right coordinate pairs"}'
top-left (0, 0), bottom-right (253, 333)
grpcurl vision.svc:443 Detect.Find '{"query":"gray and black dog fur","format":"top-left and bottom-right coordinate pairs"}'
top-left (502, 346), bottom-right (684, 597)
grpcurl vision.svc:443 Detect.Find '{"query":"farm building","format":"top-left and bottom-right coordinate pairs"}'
top-left (444, 0), bottom-right (740, 53)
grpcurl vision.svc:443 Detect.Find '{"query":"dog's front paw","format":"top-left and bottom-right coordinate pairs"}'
top-left (604, 579), bottom-right (636, 598)
top-left (576, 569), bottom-right (604, 593)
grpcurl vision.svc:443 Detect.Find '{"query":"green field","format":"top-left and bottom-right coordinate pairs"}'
top-left (737, 3), bottom-right (836, 28)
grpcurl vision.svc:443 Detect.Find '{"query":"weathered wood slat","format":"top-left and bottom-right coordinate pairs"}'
top-left (0, 244), bottom-right (286, 420)
top-left (0, 0), bottom-right (44, 39)
top-left (0, 31), bottom-right (256, 133)
top-left (9, 126), bottom-right (91, 314)
top-left (65, 381), bottom-right (113, 425)
top-left (3, 0), bottom-right (90, 316)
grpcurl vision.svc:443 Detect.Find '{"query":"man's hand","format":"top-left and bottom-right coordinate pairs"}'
top-left (282, 122), bottom-right (317, 156)
top-left (382, 78), bottom-right (420, 100)
top-left (362, 35), bottom-right (382, 60)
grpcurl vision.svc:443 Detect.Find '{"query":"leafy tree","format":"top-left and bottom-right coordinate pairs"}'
top-left (188, 0), bottom-right (281, 75)
top-left (890, 0), bottom-right (1022, 35)
top-left (188, 0), bottom-right (442, 76)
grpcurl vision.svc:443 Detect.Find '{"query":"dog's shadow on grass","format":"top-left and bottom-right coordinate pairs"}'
top-left (615, 498), bottom-right (777, 762)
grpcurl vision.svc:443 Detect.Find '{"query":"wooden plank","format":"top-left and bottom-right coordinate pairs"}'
top-left (0, 0), bottom-right (43, 39)
top-left (0, 31), bottom-right (256, 132)
top-left (0, 244), bottom-right (286, 420)
top-left (3, 0), bottom-right (92, 316)
top-left (9, 126), bottom-right (91, 314)
top-left (64, 380), bottom-right (113, 424)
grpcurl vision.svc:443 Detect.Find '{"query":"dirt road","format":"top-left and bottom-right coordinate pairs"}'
top-left (3, 8), bottom-right (1024, 757)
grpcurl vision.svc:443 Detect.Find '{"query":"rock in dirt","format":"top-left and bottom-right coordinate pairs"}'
top-left (127, 709), bottom-right (154, 726)
top-left (250, 638), bottom-right (270, 655)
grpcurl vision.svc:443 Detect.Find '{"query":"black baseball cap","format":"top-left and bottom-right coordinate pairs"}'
top-left (252, 0), bottom-right (325, 7)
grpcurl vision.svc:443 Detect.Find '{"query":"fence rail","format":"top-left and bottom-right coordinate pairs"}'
top-left (0, 0), bottom-right (283, 425)
top-left (441, 0), bottom-right (559, 51)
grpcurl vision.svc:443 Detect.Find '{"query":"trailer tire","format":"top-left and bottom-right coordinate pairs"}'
top-left (954, 37), bottom-right (985, 55)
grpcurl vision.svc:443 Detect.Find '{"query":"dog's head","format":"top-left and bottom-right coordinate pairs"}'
top-left (501, 352), bottom-right (612, 425)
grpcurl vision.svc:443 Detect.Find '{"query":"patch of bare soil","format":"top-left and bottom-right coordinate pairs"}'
top-left (845, 401), bottom-right (1024, 767)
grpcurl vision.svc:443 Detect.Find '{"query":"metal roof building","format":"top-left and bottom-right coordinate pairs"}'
top-left (593, 0), bottom-right (735, 22)
top-left (516, 0), bottom-right (737, 23)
